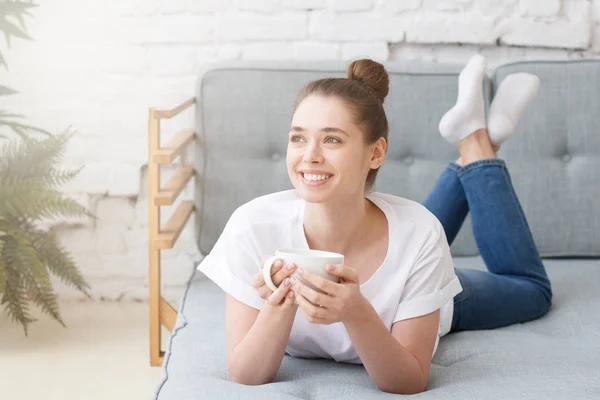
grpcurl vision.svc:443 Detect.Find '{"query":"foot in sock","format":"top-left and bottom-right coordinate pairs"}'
top-left (487, 73), bottom-right (540, 146)
top-left (438, 54), bottom-right (487, 144)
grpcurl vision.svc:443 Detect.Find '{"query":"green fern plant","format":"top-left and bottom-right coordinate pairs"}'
top-left (0, 0), bottom-right (48, 138)
top-left (0, 133), bottom-right (92, 333)
top-left (0, 1), bottom-right (91, 333)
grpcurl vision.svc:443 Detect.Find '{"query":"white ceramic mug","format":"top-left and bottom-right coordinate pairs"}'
top-left (262, 248), bottom-right (345, 293)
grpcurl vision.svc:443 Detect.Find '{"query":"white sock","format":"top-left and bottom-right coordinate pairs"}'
top-left (438, 54), bottom-right (487, 144)
top-left (487, 73), bottom-right (540, 146)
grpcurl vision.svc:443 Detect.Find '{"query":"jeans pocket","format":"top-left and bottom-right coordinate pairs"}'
top-left (453, 268), bottom-right (470, 305)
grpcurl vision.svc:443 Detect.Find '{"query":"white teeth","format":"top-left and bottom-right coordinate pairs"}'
top-left (304, 173), bottom-right (330, 182)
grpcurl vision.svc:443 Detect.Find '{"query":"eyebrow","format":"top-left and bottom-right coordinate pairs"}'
top-left (290, 126), bottom-right (350, 137)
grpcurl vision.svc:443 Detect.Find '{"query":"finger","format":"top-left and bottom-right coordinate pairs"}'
top-left (259, 257), bottom-right (283, 277)
top-left (260, 255), bottom-right (283, 268)
top-left (253, 259), bottom-right (283, 289)
top-left (252, 271), bottom-right (265, 288)
top-left (292, 277), bottom-right (334, 308)
top-left (297, 301), bottom-right (329, 324)
top-left (296, 269), bottom-right (339, 295)
top-left (295, 291), bottom-right (329, 319)
top-left (325, 264), bottom-right (358, 283)
top-left (257, 286), bottom-right (273, 301)
top-left (279, 289), bottom-right (295, 310)
top-left (267, 277), bottom-right (292, 307)
top-left (298, 307), bottom-right (329, 324)
top-left (271, 262), bottom-right (297, 287)
top-left (270, 259), bottom-right (284, 273)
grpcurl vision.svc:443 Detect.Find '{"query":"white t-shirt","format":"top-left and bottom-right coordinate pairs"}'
top-left (197, 190), bottom-right (463, 364)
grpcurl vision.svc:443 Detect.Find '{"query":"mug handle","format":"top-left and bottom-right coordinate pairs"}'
top-left (262, 255), bottom-right (280, 291)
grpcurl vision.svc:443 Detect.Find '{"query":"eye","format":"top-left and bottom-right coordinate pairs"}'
top-left (325, 136), bottom-right (341, 144)
top-left (290, 135), bottom-right (305, 143)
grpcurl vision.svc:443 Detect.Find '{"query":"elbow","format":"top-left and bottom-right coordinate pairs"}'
top-left (380, 384), bottom-right (427, 395)
top-left (227, 363), bottom-right (274, 386)
top-left (379, 377), bottom-right (427, 395)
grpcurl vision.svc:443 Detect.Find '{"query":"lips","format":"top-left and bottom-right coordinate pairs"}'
top-left (298, 171), bottom-right (332, 186)
top-left (302, 173), bottom-right (330, 181)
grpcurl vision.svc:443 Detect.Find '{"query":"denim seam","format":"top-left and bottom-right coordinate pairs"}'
top-left (498, 164), bottom-right (551, 294)
top-left (447, 161), bottom-right (462, 174)
top-left (456, 159), bottom-right (507, 178)
top-left (500, 168), bottom-right (539, 255)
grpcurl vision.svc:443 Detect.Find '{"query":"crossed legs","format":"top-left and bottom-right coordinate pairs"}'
top-left (423, 55), bottom-right (552, 332)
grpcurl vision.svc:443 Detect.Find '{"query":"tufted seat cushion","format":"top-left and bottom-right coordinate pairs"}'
top-left (155, 258), bottom-right (600, 399)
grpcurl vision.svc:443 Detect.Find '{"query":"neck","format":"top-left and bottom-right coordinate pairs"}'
top-left (302, 194), bottom-right (373, 255)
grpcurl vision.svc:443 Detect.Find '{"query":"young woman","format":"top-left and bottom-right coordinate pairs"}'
top-left (197, 55), bottom-right (552, 394)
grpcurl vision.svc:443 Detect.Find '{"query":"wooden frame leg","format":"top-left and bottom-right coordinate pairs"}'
top-left (149, 250), bottom-right (163, 366)
top-left (148, 109), bottom-right (163, 366)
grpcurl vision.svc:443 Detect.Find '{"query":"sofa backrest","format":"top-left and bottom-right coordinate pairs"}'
top-left (194, 60), bottom-right (599, 258)
top-left (492, 60), bottom-right (600, 257)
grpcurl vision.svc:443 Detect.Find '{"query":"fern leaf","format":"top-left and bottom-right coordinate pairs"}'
top-left (0, 241), bottom-right (6, 294)
top-left (0, 85), bottom-right (17, 96)
top-left (0, 129), bottom-right (90, 331)
top-left (0, 0), bottom-right (38, 15)
top-left (0, 118), bottom-right (50, 137)
top-left (30, 229), bottom-right (91, 295)
top-left (0, 18), bottom-right (32, 44)
top-left (45, 166), bottom-right (82, 187)
top-left (36, 191), bottom-right (93, 221)
top-left (0, 179), bottom-right (91, 222)
top-left (21, 262), bottom-right (64, 327)
top-left (14, 233), bottom-right (51, 286)
top-left (0, 177), bottom-right (49, 217)
top-left (0, 133), bottom-right (68, 179)
top-left (1, 239), bottom-right (35, 334)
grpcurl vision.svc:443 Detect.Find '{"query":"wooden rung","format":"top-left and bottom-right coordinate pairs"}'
top-left (153, 97), bottom-right (195, 120)
top-left (154, 165), bottom-right (194, 206)
top-left (152, 130), bottom-right (195, 164)
top-left (155, 200), bottom-right (194, 249)
top-left (159, 297), bottom-right (177, 333)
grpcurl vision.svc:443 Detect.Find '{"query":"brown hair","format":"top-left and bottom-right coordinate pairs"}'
top-left (292, 59), bottom-right (389, 192)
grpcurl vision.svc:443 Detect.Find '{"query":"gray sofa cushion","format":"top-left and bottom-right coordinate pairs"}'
top-left (155, 258), bottom-right (600, 400)
top-left (493, 60), bottom-right (600, 257)
top-left (194, 61), bottom-right (491, 258)
top-left (194, 60), bottom-right (600, 259)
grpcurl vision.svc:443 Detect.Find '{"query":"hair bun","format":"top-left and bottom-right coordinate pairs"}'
top-left (347, 59), bottom-right (389, 103)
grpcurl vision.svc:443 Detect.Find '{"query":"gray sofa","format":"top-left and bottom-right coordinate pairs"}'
top-left (155, 60), bottom-right (600, 399)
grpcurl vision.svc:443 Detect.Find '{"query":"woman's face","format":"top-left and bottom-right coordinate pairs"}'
top-left (286, 95), bottom-right (386, 204)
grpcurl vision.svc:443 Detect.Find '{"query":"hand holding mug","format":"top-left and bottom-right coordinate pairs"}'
top-left (260, 249), bottom-right (344, 305)
top-left (291, 263), bottom-right (366, 325)
top-left (252, 257), bottom-right (298, 308)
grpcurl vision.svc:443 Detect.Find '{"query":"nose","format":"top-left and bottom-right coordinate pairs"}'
top-left (302, 143), bottom-right (324, 164)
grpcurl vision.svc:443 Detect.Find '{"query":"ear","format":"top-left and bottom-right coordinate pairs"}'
top-left (369, 137), bottom-right (387, 169)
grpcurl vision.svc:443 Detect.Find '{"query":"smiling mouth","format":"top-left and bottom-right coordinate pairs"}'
top-left (299, 172), bottom-right (332, 184)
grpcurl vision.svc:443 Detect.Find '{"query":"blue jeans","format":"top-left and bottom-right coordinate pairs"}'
top-left (422, 159), bottom-right (553, 332)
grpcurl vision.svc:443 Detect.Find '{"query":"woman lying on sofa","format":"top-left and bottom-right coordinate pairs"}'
top-left (197, 55), bottom-right (553, 394)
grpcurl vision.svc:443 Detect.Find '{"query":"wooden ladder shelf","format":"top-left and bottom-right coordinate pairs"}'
top-left (147, 97), bottom-right (196, 366)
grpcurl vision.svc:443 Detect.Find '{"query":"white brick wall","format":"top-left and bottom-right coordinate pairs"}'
top-left (5, 0), bottom-right (600, 302)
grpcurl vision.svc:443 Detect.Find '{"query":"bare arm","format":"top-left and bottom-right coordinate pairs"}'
top-left (292, 265), bottom-right (439, 394)
top-left (343, 298), bottom-right (439, 394)
top-left (225, 261), bottom-right (298, 385)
